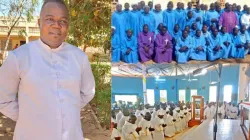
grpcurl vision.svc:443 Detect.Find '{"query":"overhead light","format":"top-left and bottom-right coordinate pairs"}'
top-left (209, 81), bottom-right (218, 84)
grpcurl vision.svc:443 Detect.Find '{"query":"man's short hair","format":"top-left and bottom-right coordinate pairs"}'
top-left (41, 0), bottom-right (68, 14)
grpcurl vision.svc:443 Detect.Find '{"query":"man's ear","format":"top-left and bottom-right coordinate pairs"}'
top-left (38, 18), bottom-right (41, 28)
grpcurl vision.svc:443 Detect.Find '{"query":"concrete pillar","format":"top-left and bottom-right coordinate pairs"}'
top-left (142, 64), bottom-right (147, 104)
top-left (25, 20), bottom-right (29, 43)
top-left (238, 64), bottom-right (249, 102)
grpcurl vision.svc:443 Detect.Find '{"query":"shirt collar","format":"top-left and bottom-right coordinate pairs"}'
top-left (38, 38), bottom-right (65, 52)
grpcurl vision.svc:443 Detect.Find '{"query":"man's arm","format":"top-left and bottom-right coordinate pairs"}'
top-left (80, 54), bottom-right (95, 108)
top-left (0, 52), bottom-right (20, 121)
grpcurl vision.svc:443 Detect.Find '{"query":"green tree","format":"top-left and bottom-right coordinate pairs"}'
top-left (0, 0), bottom-right (39, 60)
top-left (64, 0), bottom-right (111, 58)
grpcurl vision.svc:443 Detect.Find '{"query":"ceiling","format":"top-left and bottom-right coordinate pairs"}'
top-left (112, 62), bottom-right (235, 77)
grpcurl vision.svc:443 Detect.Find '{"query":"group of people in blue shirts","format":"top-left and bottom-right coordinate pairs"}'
top-left (111, 1), bottom-right (250, 64)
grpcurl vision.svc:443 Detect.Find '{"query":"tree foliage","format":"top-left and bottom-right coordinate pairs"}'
top-left (64, 0), bottom-right (111, 55)
top-left (0, 0), bottom-right (38, 60)
top-left (90, 63), bottom-right (111, 129)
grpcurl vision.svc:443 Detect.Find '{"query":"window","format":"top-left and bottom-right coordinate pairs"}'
top-left (146, 89), bottom-right (155, 106)
top-left (223, 85), bottom-right (232, 102)
top-left (115, 95), bottom-right (137, 104)
top-left (160, 90), bottom-right (167, 103)
top-left (190, 89), bottom-right (197, 102)
top-left (209, 86), bottom-right (217, 102)
top-left (179, 90), bottom-right (186, 103)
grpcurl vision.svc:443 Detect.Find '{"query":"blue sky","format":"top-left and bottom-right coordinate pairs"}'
top-left (0, 0), bottom-right (43, 16)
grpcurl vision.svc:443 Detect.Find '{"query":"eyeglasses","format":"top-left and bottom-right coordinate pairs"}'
top-left (45, 18), bottom-right (69, 26)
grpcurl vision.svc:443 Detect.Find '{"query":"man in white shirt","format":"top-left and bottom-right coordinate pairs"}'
top-left (122, 115), bottom-right (139, 140)
top-left (229, 104), bottom-right (238, 119)
top-left (204, 103), bottom-right (215, 119)
top-left (116, 108), bottom-right (124, 123)
top-left (152, 109), bottom-right (166, 140)
top-left (138, 112), bottom-right (154, 140)
top-left (241, 8), bottom-right (250, 29)
top-left (0, 1), bottom-right (95, 139)
top-left (218, 103), bottom-right (225, 119)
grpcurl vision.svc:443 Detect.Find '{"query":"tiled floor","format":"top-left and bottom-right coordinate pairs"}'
top-left (181, 119), bottom-right (245, 140)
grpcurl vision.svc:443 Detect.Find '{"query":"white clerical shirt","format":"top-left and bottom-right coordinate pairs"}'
top-left (0, 39), bottom-right (95, 140)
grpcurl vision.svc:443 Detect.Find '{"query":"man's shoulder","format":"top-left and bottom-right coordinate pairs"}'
top-left (12, 40), bottom-right (36, 56)
top-left (64, 42), bottom-right (87, 58)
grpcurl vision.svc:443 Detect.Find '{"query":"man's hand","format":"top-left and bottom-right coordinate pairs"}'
top-left (196, 46), bottom-right (203, 51)
top-left (149, 127), bottom-right (155, 131)
top-left (162, 124), bottom-right (167, 127)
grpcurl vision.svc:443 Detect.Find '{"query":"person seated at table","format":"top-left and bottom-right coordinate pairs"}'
top-left (175, 30), bottom-right (193, 63)
top-left (219, 26), bottom-right (233, 59)
top-left (121, 29), bottom-right (138, 63)
top-left (154, 26), bottom-right (173, 63)
top-left (207, 28), bottom-right (224, 61)
top-left (230, 27), bottom-right (246, 58)
top-left (138, 24), bottom-right (154, 63)
top-left (190, 30), bottom-right (207, 60)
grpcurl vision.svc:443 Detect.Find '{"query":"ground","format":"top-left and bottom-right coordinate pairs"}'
top-left (0, 104), bottom-right (110, 140)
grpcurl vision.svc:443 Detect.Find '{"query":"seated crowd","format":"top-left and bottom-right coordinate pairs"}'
top-left (111, 1), bottom-right (250, 64)
top-left (111, 101), bottom-right (241, 140)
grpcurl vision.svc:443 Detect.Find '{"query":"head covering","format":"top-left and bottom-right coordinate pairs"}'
top-left (157, 109), bottom-right (165, 115)
top-left (175, 107), bottom-right (180, 111)
top-left (183, 105), bottom-right (186, 108)
top-left (166, 108), bottom-right (169, 112)
top-left (140, 110), bottom-right (145, 116)
top-left (112, 26), bottom-right (116, 30)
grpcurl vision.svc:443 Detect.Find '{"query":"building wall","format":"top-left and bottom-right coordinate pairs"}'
top-left (112, 64), bottom-right (240, 104)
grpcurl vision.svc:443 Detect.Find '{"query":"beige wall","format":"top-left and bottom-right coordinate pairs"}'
top-left (238, 64), bottom-right (250, 102)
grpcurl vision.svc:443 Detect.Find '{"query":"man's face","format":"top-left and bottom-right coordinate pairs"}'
top-left (216, 6), bottom-right (221, 12)
top-left (174, 25), bottom-right (179, 32)
top-left (228, 5), bottom-right (232, 12)
top-left (247, 8), bottom-right (250, 14)
top-left (196, 4), bottom-right (201, 10)
top-left (244, 5), bottom-right (248, 11)
top-left (129, 116), bottom-right (137, 124)
top-left (177, 3), bottom-right (181, 9)
top-left (188, 2), bottom-right (192, 8)
top-left (213, 29), bottom-right (218, 36)
top-left (187, 11), bottom-right (193, 18)
top-left (155, 4), bottom-right (161, 12)
top-left (225, 3), bottom-right (229, 9)
top-left (181, 3), bottom-right (184, 9)
top-left (127, 30), bottom-right (132, 37)
top-left (148, 2), bottom-right (153, 9)
top-left (158, 115), bottom-right (164, 119)
top-left (201, 4), bottom-right (204, 10)
top-left (116, 4), bottom-right (122, 12)
top-left (132, 5), bottom-right (138, 11)
top-left (38, 2), bottom-right (69, 48)
top-left (210, 4), bottom-right (215, 10)
top-left (185, 26), bottom-right (190, 32)
top-left (144, 7), bottom-right (150, 13)
top-left (232, 5), bottom-right (237, 11)
top-left (125, 3), bottom-right (130, 10)
top-left (161, 27), bottom-right (167, 34)
top-left (221, 27), bottom-right (226, 33)
top-left (237, 6), bottom-right (241, 11)
top-left (144, 112), bottom-right (151, 121)
top-left (241, 26), bottom-right (246, 33)
top-left (204, 5), bottom-right (208, 11)
top-left (143, 25), bottom-right (149, 33)
top-left (141, 1), bottom-right (145, 7)
top-left (167, 3), bottom-right (173, 10)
